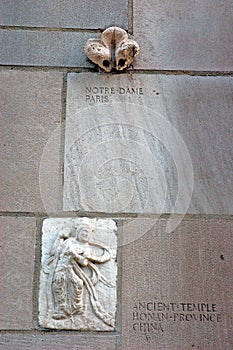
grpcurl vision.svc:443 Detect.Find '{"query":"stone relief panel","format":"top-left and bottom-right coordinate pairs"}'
top-left (39, 217), bottom-right (117, 330)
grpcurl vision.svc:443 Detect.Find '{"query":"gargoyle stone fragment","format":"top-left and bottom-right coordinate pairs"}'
top-left (84, 27), bottom-right (140, 72)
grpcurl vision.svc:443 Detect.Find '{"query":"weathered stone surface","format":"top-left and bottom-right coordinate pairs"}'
top-left (1, 0), bottom-right (128, 30)
top-left (39, 218), bottom-right (117, 330)
top-left (134, 0), bottom-right (233, 71)
top-left (0, 30), bottom-right (93, 67)
top-left (0, 70), bottom-right (63, 212)
top-left (63, 73), bottom-right (233, 217)
top-left (85, 27), bottom-right (140, 72)
top-left (0, 333), bottom-right (116, 350)
top-left (120, 218), bottom-right (233, 350)
top-left (0, 216), bottom-right (36, 330)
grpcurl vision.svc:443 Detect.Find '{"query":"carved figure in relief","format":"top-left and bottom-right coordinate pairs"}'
top-left (43, 223), bottom-right (115, 327)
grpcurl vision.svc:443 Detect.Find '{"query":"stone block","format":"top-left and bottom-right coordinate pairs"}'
top-left (120, 218), bottom-right (233, 349)
top-left (133, 0), bottom-right (233, 71)
top-left (0, 70), bottom-right (63, 213)
top-left (0, 30), bottom-right (93, 67)
top-left (0, 216), bottom-right (36, 330)
top-left (0, 333), bottom-right (116, 350)
top-left (1, 0), bottom-right (128, 30)
top-left (63, 73), bottom-right (233, 217)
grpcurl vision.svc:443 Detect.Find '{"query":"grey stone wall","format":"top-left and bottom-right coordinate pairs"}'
top-left (0, 1), bottom-right (232, 349)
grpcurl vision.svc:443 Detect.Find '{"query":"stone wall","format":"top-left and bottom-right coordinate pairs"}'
top-left (0, 1), bottom-right (232, 349)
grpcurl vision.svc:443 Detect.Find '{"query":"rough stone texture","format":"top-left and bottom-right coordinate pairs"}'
top-left (0, 30), bottom-right (94, 67)
top-left (0, 70), bottom-right (63, 213)
top-left (134, 0), bottom-right (233, 71)
top-left (0, 333), bottom-right (116, 350)
top-left (63, 73), bottom-right (233, 216)
top-left (39, 218), bottom-right (117, 330)
top-left (85, 27), bottom-right (140, 72)
top-left (0, 0), bottom-right (128, 30)
top-left (120, 218), bottom-right (233, 350)
top-left (0, 216), bottom-right (36, 330)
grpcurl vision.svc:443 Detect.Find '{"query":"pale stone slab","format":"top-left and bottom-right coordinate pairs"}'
top-left (39, 218), bottom-right (117, 331)
top-left (0, 334), bottom-right (116, 350)
top-left (0, 70), bottom-right (63, 212)
top-left (134, 0), bottom-right (233, 71)
top-left (0, 30), bottom-right (93, 67)
top-left (0, 216), bottom-right (36, 330)
top-left (120, 218), bottom-right (233, 350)
top-left (1, 0), bottom-right (128, 30)
top-left (63, 73), bottom-right (233, 216)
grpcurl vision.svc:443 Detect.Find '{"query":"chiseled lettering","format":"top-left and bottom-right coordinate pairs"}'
top-left (133, 322), bottom-right (164, 333)
top-left (147, 302), bottom-right (153, 311)
top-left (118, 87), bottom-right (143, 95)
top-left (139, 302), bottom-right (146, 310)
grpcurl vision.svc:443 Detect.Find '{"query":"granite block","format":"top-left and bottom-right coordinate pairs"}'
top-left (0, 216), bottom-right (36, 330)
top-left (134, 0), bottom-right (233, 71)
top-left (63, 73), bottom-right (233, 217)
top-left (1, 0), bottom-right (128, 30)
top-left (120, 218), bottom-right (233, 350)
top-left (0, 70), bottom-right (63, 212)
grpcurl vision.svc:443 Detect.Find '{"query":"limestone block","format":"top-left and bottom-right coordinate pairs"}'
top-left (0, 333), bottom-right (116, 350)
top-left (39, 218), bottom-right (117, 331)
top-left (0, 30), bottom-right (93, 67)
top-left (0, 216), bottom-right (36, 330)
top-left (63, 73), bottom-right (233, 216)
top-left (133, 0), bottom-right (233, 71)
top-left (1, 0), bottom-right (128, 30)
top-left (120, 218), bottom-right (233, 349)
top-left (0, 70), bottom-right (63, 212)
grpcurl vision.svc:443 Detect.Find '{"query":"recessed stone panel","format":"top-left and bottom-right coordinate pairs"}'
top-left (133, 0), bottom-right (233, 71)
top-left (0, 216), bottom-right (36, 330)
top-left (120, 218), bottom-right (233, 349)
top-left (64, 73), bottom-right (233, 216)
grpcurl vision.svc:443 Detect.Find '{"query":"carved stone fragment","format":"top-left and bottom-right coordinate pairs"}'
top-left (84, 27), bottom-right (140, 72)
top-left (39, 218), bottom-right (117, 330)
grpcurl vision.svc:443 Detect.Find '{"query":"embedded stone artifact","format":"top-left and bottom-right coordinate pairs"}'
top-left (84, 26), bottom-right (140, 72)
top-left (39, 217), bottom-right (117, 330)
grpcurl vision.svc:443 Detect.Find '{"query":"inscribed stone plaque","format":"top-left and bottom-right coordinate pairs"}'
top-left (39, 217), bottom-right (117, 330)
top-left (64, 73), bottom-right (233, 216)
top-left (120, 218), bottom-right (233, 350)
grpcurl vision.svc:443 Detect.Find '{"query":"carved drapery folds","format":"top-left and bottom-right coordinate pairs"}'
top-left (84, 27), bottom-right (140, 72)
top-left (39, 218), bottom-right (117, 330)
